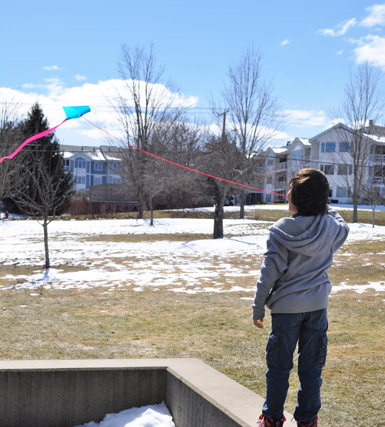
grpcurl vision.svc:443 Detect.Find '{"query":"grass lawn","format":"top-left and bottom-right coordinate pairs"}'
top-left (0, 208), bottom-right (384, 426)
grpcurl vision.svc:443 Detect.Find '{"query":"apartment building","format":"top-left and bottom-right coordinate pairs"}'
top-left (257, 122), bottom-right (385, 204)
top-left (61, 121), bottom-right (385, 208)
top-left (61, 145), bottom-right (122, 191)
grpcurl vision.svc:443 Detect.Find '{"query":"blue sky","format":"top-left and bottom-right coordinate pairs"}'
top-left (1, 0), bottom-right (385, 147)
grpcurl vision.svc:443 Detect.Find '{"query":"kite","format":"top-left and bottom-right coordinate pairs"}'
top-left (0, 106), bottom-right (91, 164)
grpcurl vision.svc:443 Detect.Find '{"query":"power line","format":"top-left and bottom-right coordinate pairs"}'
top-left (2, 145), bottom-right (381, 170)
top-left (0, 101), bottom-right (334, 128)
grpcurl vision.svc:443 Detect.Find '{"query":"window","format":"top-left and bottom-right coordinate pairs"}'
top-left (76, 159), bottom-right (86, 169)
top-left (64, 159), bottom-right (70, 170)
top-left (292, 149), bottom-right (302, 160)
top-left (94, 162), bottom-right (103, 171)
top-left (338, 165), bottom-right (352, 175)
top-left (337, 187), bottom-right (348, 197)
top-left (266, 194), bottom-right (271, 203)
top-left (339, 142), bottom-right (350, 152)
top-left (109, 162), bottom-right (120, 171)
top-left (94, 176), bottom-right (103, 185)
top-left (267, 176), bottom-right (273, 184)
top-left (76, 176), bottom-right (85, 184)
top-left (321, 142), bottom-right (336, 153)
top-left (321, 164), bottom-right (334, 175)
top-left (112, 177), bottom-right (121, 184)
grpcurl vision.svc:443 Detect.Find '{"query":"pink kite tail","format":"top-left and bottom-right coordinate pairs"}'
top-left (0, 118), bottom-right (68, 164)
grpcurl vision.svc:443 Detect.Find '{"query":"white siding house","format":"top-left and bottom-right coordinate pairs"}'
top-left (256, 122), bottom-right (385, 204)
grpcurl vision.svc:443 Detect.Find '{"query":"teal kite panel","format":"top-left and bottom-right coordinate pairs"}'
top-left (63, 106), bottom-right (91, 120)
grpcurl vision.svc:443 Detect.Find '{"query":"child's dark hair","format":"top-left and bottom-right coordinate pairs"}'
top-left (289, 168), bottom-right (329, 216)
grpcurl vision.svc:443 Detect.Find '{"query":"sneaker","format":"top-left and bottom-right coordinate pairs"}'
top-left (258, 414), bottom-right (286, 426)
top-left (297, 416), bottom-right (318, 427)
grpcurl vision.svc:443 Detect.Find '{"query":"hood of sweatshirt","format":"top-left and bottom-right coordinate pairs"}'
top-left (268, 213), bottom-right (336, 256)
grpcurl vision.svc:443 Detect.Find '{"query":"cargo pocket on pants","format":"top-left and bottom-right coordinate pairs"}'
top-left (266, 333), bottom-right (279, 368)
top-left (319, 333), bottom-right (328, 367)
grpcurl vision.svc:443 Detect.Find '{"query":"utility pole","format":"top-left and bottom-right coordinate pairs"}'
top-left (219, 110), bottom-right (229, 141)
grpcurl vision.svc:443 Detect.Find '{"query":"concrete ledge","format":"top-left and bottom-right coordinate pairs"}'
top-left (0, 359), bottom-right (295, 427)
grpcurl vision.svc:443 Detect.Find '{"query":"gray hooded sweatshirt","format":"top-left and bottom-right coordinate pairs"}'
top-left (252, 207), bottom-right (349, 320)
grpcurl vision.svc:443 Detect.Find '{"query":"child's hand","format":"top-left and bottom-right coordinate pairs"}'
top-left (254, 319), bottom-right (264, 329)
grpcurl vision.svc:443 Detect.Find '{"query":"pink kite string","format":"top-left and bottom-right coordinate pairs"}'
top-left (0, 118), bottom-right (68, 164)
top-left (83, 116), bottom-right (288, 198)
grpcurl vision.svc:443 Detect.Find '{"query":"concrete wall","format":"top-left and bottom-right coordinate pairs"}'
top-left (0, 367), bottom-right (166, 427)
top-left (0, 359), bottom-right (296, 427)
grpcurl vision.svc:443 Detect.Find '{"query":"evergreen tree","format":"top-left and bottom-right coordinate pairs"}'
top-left (14, 102), bottom-right (73, 215)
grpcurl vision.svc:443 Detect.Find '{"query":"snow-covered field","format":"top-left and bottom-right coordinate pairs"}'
top-left (0, 207), bottom-right (384, 295)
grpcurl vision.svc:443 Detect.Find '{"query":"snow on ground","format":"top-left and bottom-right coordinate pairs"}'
top-left (0, 205), bottom-right (385, 295)
top-left (183, 203), bottom-right (385, 212)
top-left (0, 217), bottom-right (265, 292)
top-left (331, 281), bottom-right (385, 294)
top-left (74, 402), bottom-right (175, 427)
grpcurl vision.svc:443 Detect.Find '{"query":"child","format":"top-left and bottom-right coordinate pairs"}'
top-left (253, 168), bottom-right (349, 427)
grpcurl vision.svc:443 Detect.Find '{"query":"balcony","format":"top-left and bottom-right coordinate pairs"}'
top-left (372, 176), bottom-right (384, 184)
top-left (371, 154), bottom-right (385, 164)
top-left (274, 181), bottom-right (287, 192)
top-left (276, 162), bottom-right (288, 171)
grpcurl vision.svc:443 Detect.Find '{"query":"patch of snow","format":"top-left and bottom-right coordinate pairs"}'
top-left (74, 402), bottom-right (175, 427)
top-left (332, 281), bottom-right (385, 294)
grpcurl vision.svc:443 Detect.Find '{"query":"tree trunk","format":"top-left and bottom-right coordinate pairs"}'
top-left (136, 189), bottom-right (144, 219)
top-left (352, 193), bottom-right (359, 223)
top-left (213, 201), bottom-right (225, 239)
top-left (43, 217), bottom-right (50, 269)
top-left (149, 196), bottom-right (154, 226)
top-left (372, 206), bottom-right (376, 228)
top-left (239, 191), bottom-right (245, 219)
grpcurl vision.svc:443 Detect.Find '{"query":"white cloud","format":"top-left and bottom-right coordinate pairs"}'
top-left (337, 50), bottom-right (344, 55)
top-left (283, 109), bottom-right (330, 127)
top-left (268, 129), bottom-right (292, 142)
top-left (319, 18), bottom-right (357, 37)
top-left (361, 4), bottom-right (385, 27)
top-left (280, 39), bottom-right (290, 46)
top-left (0, 79), bottom-right (199, 145)
top-left (353, 34), bottom-right (385, 69)
top-left (74, 74), bottom-right (87, 81)
top-left (43, 65), bottom-right (60, 71)
top-left (21, 83), bottom-right (41, 89)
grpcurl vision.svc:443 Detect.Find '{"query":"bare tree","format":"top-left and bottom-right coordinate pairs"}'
top-left (113, 44), bottom-right (186, 218)
top-left (220, 47), bottom-right (281, 218)
top-left (337, 63), bottom-right (384, 222)
top-left (0, 99), bottom-right (21, 203)
top-left (198, 134), bottom-right (243, 239)
top-left (11, 154), bottom-right (74, 269)
top-left (148, 121), bottom-right (202, 221)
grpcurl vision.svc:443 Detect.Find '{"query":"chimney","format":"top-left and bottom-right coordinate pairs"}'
top-left (369, 119), bottom-right (374, 134)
